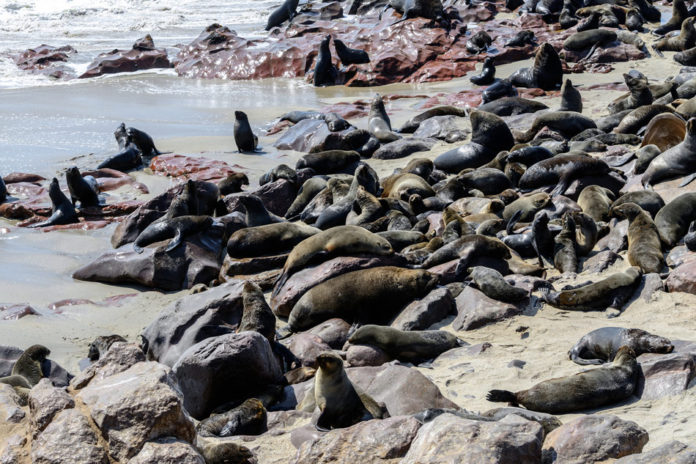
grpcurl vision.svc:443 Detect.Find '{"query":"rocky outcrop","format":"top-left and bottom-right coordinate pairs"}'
top-left (150, 154), bottom-right (239, 183)
top-left (128, 437), bottom-right (206, 464)
top-left (71, 342), bottom-right (145, 389)
top-left (31, 409), bottom-right (109, 464)
top-left (637, 352), bottom-right (696, 400)
top-left (80, 35), bottom-right (171, 79)
top-left (391, 287), bottom-right (455, 331)
top-left (28, 379), bottom-right (74, 437)
top-left (12, 44), bottom-right (77, 79)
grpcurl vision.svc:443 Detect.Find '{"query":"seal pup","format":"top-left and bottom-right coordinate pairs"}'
top-left (0, 344), bottom-right (51, 402)
top-left (470, 56), bottom-right (496, 86)
top-left (239, 281), bottom-right (277, 343)
top-left (481, 79), bottom-right (518, 104)
top-left (572, 211), bottom-right (598, 256)
top-left (569, 327), bottom-right (673, 365)
top-left (643, 117), bottom-right (696, 188)
top-left (166, 179), bottom-right (199, 219)
top-left (218, 172), bottom-right (249, 195)
top-left (333, 39), bottom-right (370, 65)
top-left (273, 225), bottom-right (394, 294)
top-left (198, 398), bottom-right (267, 437)
top-left (506, 30), bottom-right (536, 47)
top-left (133, 215), bottom-right (214, 253)
top-left (347, 325), bottom-right (463, 363)
top-left (611, 202), bottom-right (664, 273)
top-left (509, 43), bottom-right (563, 90)
top-left (234, 111), bottom-right (258, 153)
top-left (28, 178), bottom-right (78, 228)
top-left (66, 166), bottom-right (99, 208)
top-left (265, 0), bottom-right (299, 30)
top-left (313, 352), bottom-right (386, 430)
top-left (97, 142), bottom-right (142, 171)
top-left (541, 267), bottom-right (642, 312)
top-left (487, 346), bottom-right (639, 414)
top-left (559, 79), bottom-right (582, 112)
top-left (88, 335), bottom-right (126, 361)
top-left (655, 192), bottom-right (696, 246)
top-left (532, 211), bottom-right (554, 266)
top-left (468, 266), bottom-right (528, 303)
top-left (314, 35), bottom-right (338, 87)
top-left (368, 94), bottom-right (400, 142)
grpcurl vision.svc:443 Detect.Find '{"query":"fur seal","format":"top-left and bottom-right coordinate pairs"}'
top-left (422, 234), bottom-right (511, 269)
top-left (503, 193), bottom-right (550, 222)
top-left (457, 168), bottom-right (511, 195)
top-left (273, 225), bottom-right (393, 294)
top-left (234, 111), bottom-right (258, 153)
top-left (313, 352), bottom-right (386, 430)
top-left (654, 17), bottom-right (696, 51)
top-left (377, 230), bottom-right (427, 251)
top-left (654, 192), bottom-right (696, 247)
top-left (166, 180), bottom-right (199, 219)
top-left (296, 150), bottom-right (360, 174)
top-left (569, 327), bottom-right (673, 365)
top-left (0, 176), bottom-right (6, 204)
top-left (218, 172), bottom-right (249, 196)
top-left (333, 39), bottom-right (370, 65)
top-left (239, 281), bottom-right (277, 343)
top-left (509, 43), bottom-right (563, 90)
top-left (608, 70), bottom-right (652, 114)
top-left (347, 325), bottom-right (462, 363)
top-left (518, 152), bottom-right (609, 196)
top-left (265, 0), bottom-right (299, 30)
top-left (572, 211), bottom-right (598, 256)
top-left (285, 177), bottom-right (328, 219)
top-left (541, 267), bottom-right (642, 312)
top-left (382, 172), bottom-right (434, 199)
top-left (559, 79), bottom-right (582, 112)
top-left (674, 46), bottom-right (696, 66)
top-left (124, 124), bottom-right (162, 158)
top-left (29, 178), bottom-right (78, 228)
top-left (506, 30), bottom-right (536, 47)
top-left (399, 106), bottom-right (468, 133)
top-left (577, 185), bottom-right (614, 222)
top-left (640, 114), bottom-right (685, 152)
top-left (133, 215), bottom-right (214, 253)
top-left (434, 110), bottom-right (514, 173)
top-left (467, 30), bottom-right (492, 54)
top-left (470, 57), bottom-right (496, 86)
top-left (287, 267), bottom-right (438, 331)
top-left (481, 79), bottom-right (518, 104)
top-left (563, 28), bottom-right (617, 52)
top-left (505, 146), bottom-right (553, 166)
top-left (487, 346), bottom-right (639, 414)
top-left (686, 221), bottom-right (696, 250)
top-left (368, 94), bottom-right (399, 142)
top-left (314, 35), bottom-right (338, 87)
top-left (468, 266), bottom-right (528, 302)
top-left (88, 335), bottom-right (126, 361)
top-left (611, 191), bottom-right (664, 219)
top-left (554, 213), bottom-right (577, 274)
top-left (516, 111), bottom-right (597, 143)
top-left (381, 0), bottom-right (450, 29)
top-left (65, 166), bottom-right (99, 208)
top-left (227, 222), bottom-right (320, 258)
top-left (260, 164), bottom-right (297, 186)
top-left (615, 104), bottom-right (676, 134)
top-left (198, 398), bottom-right (267, 437)
top-left (478, 97), bottom-right (548, 116)
top-left (611, 202), bottom-right (664, 273)
top-left (642, 117), bottom-right (696, 188)
top-left (0, 344), bottom-right (50, 396)
top-left (97, 143), bottom-right (142, 171)
top-left (237, 194), bottom-right (284, 226)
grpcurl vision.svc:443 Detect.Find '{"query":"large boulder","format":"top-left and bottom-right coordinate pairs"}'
top-left (128, 437), bottom-right (206, 464)
top-left (452, 286), bottom-right (524, 331)
top-left (172, 332), bottom-right (284, 419)
top-left (28, 379), bottom-right (74, 437)
top-left (31, 409), bottom-right (109, 464)
top-left (401, 413), bottom-right (544, 464)
top-left (391, 287), bottom-right (455, 331)
top-left (80, 35), bottom-right (171, 79)
top-left (614, 440), bottom-right (696, 463)
top-left (77, 362), bottom-right (196, 462)
top-left (666, 259), bottom-right (696, 295)
top-left (636, 352), bottom-right (696, 400)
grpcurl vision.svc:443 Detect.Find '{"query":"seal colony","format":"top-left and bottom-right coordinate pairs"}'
top-left (3, 0), bottom-right (696, 461)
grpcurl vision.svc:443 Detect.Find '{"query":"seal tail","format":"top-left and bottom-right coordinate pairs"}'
top-left (486, 389), bottom-right (518, 405)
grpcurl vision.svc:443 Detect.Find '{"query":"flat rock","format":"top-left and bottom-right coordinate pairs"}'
top-left (221, 179), bottom-right (297, 217)
top-left (413, 116), bottom-right (469, 142)
top-left (128, 437), bottom-right (205, 464)
top-left (150, 154), bottom-right (237, 183)
top-left (452, 286), bottom-right (523, 331)
top-left (12, 44), bottom-right (77, 79)
top-left (595, 219), bottom-right (628, 253)
top-left (582, 250), bottom-right (621, 273)
top-left (542, 415), bottom-right (649, 464)
top-left (305, 318), bottom-right (352, 349)
top-left (28, 379), bottom-right (74, 437)
top-left (614, 440), bottom-right (696, 463)
top-left (391, 287), bottom-right (455, 331)
top-left (481, 407), bottom-right (562, 436)
top-left (31, 408), bottom-right (108, 464)
top-left (70, 342), bottom-right (146, 389)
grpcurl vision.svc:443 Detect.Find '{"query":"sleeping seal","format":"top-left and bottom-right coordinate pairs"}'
top-left (642, 117), bottom-right (696, 188)
top-left (133, 215), bottom-right (215, 253)
top-left (347, 325), bottom-right (463, 363)
top-left (610, 202), bottom-right (664, 274)
top-left (569, 327), bottom-right (673, 365)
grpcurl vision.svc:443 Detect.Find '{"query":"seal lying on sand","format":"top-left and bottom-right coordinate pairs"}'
top-left (569, 327), bottom-right (673, 365)
top-left (487, 346), bottom-right (639, 413)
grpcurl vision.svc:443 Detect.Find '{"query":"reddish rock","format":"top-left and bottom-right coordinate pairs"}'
top-left (666, 260), bottom-right (696, 295)
top-left (320, 101), bottom-right (370, 119)
top-left (80, 34), bottom-right (171, 79)
top-left (3, 173), bottom-right (46, 184)
top-left (636, 352), bottom-right (696, 400)
top-left (0, 303), bottom-right (37, 320)
top-left (562, 43), bottom-right (645, 64)
top-left (12, 44), bottom-right (77, 79)
top-left (283, 333), bottom-right (333, 368)
top-left (150, 154), bottom-right (237, 182)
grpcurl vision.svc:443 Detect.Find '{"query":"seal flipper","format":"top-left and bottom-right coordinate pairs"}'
top-left (569, 347), bottom-right (604, 365)
top-left (133, 243), bottom-right (145, 254)
top-left (550, 174), bottom-right (571, 197)
top-left (486, 389), bottom-right (519, 406)
top-left (165, 228), bottom-right (184, 252)
top-left (679, 172), bottom-right (696, 187)
top-left (506, 209), bottom-right (523, 235)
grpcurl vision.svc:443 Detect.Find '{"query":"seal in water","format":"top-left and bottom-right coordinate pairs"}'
top-left (654, 192), bottom-right (696, 247)
top-left (314, 35), bottom-right (338, 87)
top-left (66, 166), bottom-right (99, 208)
top-left (541, 267), bottom-right (642, 312)
top-left (611, 202), bottom-right (664, 274)
top-left (198, 398), bottom-right (267, 437)
top-left (347, 325), bottom-right (463, 363)
top-left (29, 178), bottom-right (78, 228)
top-left (287, 267), bottom-right (438, 331)
top-left (642, 117), bottom-right (696, 188)
top-left (265, 0), bottom-right (299, 30)
top-left (470, 57), bottom-right (496, 86)
top-left (569, 327), bottom-right (673, 365)
top-left (234, 111), bottom-right (258, 153)
top-left (133, 215), bottom-right (214, 253)
top-left (487, 346), bottom-right (639, 413)
top-left (468, 266), bottom-right (529, 302)
top-left (368, 93), bottom-right (400, 142)
top-left (333, 39), bottom-right (370, 65)
top-left (313, 352), bottom-right (386, 430)
top-left (509, 43), bottom-right (563, 90)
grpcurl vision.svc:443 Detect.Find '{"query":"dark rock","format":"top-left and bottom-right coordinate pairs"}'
top-left (391, 287), bottom-right (455, 331)
top-left (372, 138), bottom-right (437, 160)
top-left (582, 250), bottom-right (622, 273)
top-left (413, 116), bottom-right (469, 142)
top-left (80, 34), bottom-right (171, 79)
top-left (636, 352), bottom-right (696, 400)
top-left (346, 344), bottom-right (392, 367)
top-left (452, 286), bottom-right (523, 331)
top-left (614, 441), bottom-right (696, 463)
top-left (283, 333), bottom-right (332, 368)
top-left (12, 44), bottom-right (77, 79)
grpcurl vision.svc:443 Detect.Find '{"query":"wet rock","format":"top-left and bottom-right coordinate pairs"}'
top-left (372, 138), bottom-right (436, 160)
top-left (0, 303), bottom-right (37, 320)
top-left (150, 154), bottom-right (238, 183)
top-left (0, 345), bottom-right (72, 387)
top-left (221, 179), bottom-right (298, 218)
top-left (294, 416), bottom-right (420, 464)
top-left (636, 352), bottom-right (696, 400)
top-left (452, 286), bottom-right (523, 331)
top-left (481, 407), bottom-right (562, 436)
top-left (283, 333), bottom-right (332, 368)
top-left (666, 259), bottom-right (696, 295)
top-left (413, 116), bottom-right (469, 142)
top-left (80, 34), bottom-right (171, 79)
top-left (391, 287), bottom-right (455, 331)
top-left (28, 379), bottom-right (74, 437)
top-left (77, 362), bottom-right (196, 461)
top-left (613, 440), bottom-right (696, 463)
top-left (12, 44), bottom-right (77, 79)
top-left (582, 250), bottom-right (621, 273)
top-left (271, 254), bottom-right (407, 317)
top-left (141, 280), bottom-right (245, 367)
top-left (402, 413), bottom-right (543, 464)
top-left (31, 409), bottom-right (109, 464)
top-left (542, 415), bottom-right (649, 464)
top-left (71, 342), bottom-right (146, 389)
top-left (172, 332), bottom-right (283, 419)
top-left (346, 344), bottom-right (392, 367)
top-left (128, 437), bottom-right (205, 464)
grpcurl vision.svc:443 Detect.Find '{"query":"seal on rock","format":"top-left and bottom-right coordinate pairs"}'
top-left (654, 192), bottom-right (696, 246)
top-left (468, 266), bottom-right (528, 303)
top-left (314, 35), bottom-right (338, 87)
top-left (28, 178), bottom-right (78, 228)
top-left (554, 213), bottom-right (578, 274)
top-left (470, 56), bottom-right (496, 86)
top-left (611, 191), bottom-right (664, 219)
top-left (265, 0), bottom-right (299, 30)
top-left (333, 39), bottom-right (370, 65)
top-left (518, 152), bottom-right (609, 196)
top-left (97, 143), bottom-right (142, 171)
top-left (569, 327), bottom-right (673, 365)
top-left (347, 325), bottom-right (462, 363)
top-left (133, 215), bottom-right (214, 253)
top-left (509, 43), bottom-right (563, 90)
top-left (610, 202), bottom-right (664, 274)
top-left (237, 194), bottom-right (285, 227)
top-left (642, 117), bottom-right (696, 188)
top-left (296, 150), bottom-right (360, 174)
top-left (66, 166), bottom-right (99, 208)
top-left (88, 335), bottom-right (127, 361)
top-left (218, 173), bottom-right (249, 196)
top-left (515, 111), bottom-right (597, 143)
top-left (399, 106), bottom-right (468, 133)
top-left (227, 222), bottom-right (320, 258)
top-left (577, 185), bottom-right (614, 222)
top-left (0, 344), bottom-right (51, 400)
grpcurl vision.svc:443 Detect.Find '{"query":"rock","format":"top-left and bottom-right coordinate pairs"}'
top-left (666, 259), bottom-right (696, 295)
top-left (372, 138), bottom-right (436, 160)
top-left (28, 379), bottom-right (74, 437)
top-left (31, 409), bottom-right (109, 464)
top-left (0, 384), bottom-right (25, 424)
top-left (0, 345), bottom-right (72, 387)
top-left (0, 303), bottom-right (37, 320)
top-left (220, 254), bottom-right (288, 278)
top-left (401, 413), bottom-right (543, 464)
top-left (172, 332), bottom-right (283, 419)
top-left (294, 416), bottom-right (420, 464)
top-left (77, 362), bottom-right (196, 462)
top-left (150, 154), bottom-right (238, 183)
top-left (563, 43), bottom-right (645, 64)
top-left (346, 344), bottom-right (392, 367)
top-left (0, 384), bottom-right (29, 463)
top-left (271, 255), bottom-right (407, 317)
top-left (283, 333), bottom-right (332, 368)
top-left (141, 280), bottom-right (245, 367)
top-left (452, 286), bottom-right (523, 331)
top-left (595, 219), bottom-right (628, 253)
top-left (582, 250), bottom-right (621, 273)
top-left (128, 437), bottom-right (205, 464)
top-left (614, 440), bottom-right (696, 463)
top-left (542, 415), bottom-right (649, 464)
top-left (70, 342), bottom-right (145, 389)
top-left (481, 407), bottom-right (562, 436)
top-left (273, 119), bottom-right (336, 152)
top-left (636, 273), bottom-right (664, 302)
top-left (221, 179), bottom-right (298, 218)
top-left (80, 34), bottom-right (171, 79)
top-left (413, 116), bottom-right (469, 142)
top-left (636, 352), bottom-right (696, 400)
top-left (12, 44), bottom-right (77, 79)
top-left (391, 287), bottom-right (455, 331)
top-left (305, 318), bottom-right (352, 349)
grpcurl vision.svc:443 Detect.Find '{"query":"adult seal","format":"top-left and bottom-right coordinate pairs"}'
top-left (287, 266), bottom-right (438, 331)
top-left (399, 106), bottom-right (468, 133)
top-left (642, 117), bottom-right (696, 188)
top-left (368, 93), bottom-right (399, 142)
top-left (470, 56), bottom-right (496, 86)
top-left (314, 35), bottom-right (337, 87)
top-left (553, 213), bottom-right (577, 274)
top-left (569, 327), bottom-right (673, 365)
top-left (577, 185), bottom-right (614, 222)
top-left (132, 215), bottom-right (215, 253)
top-left (227, 222), bottom-right (320, 258)
top-left (296, 150), bottom-right (360, 174)
top-left (0, 344), bottom-right (50, 402)
top-left (508, 43), bottom-right (563, 90)
top-left (66, 166), bottom-right (99, 208)
top-left (347, 325), bottom-right (463, 364)
top-left (29, 178), bottom-right (78, 228)
top-left (434, 110), bottom-right (514, 173)
top-left (234, 111), bottom-right (258, 153)
top-left (518, 152), bottom-right (609, 196)
top-left (478, 97), bottom-right (548, 116)
top-left (607, 70), bottom-right (652, 114)
top-left (265, 0), bottom-right (299, 30)
top-left (97, 142), bottom-right (142, 171)
top-left (653, 17), bottom-right (696, 51)
top-left (333, 39), bottom-right (370, 65)
top-left (468, 266), bottom-right (528, 303)
top-left (559, 79), bottom-right (582, 112)
top-left (515, 111), bottom-right (596, 143)
top-left (487, 346), bottom-right (639, 414)
top-left (611, 202), bottom-right (664, 274)
top-left (654, 192), bottom-right (696, 247)
top-left (611, 190), bottom-right (665, 219)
